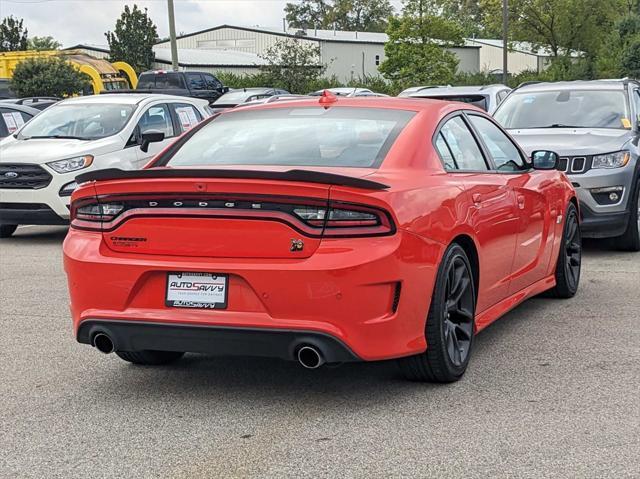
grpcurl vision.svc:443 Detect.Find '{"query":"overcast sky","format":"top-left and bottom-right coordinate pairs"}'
top-left (2, 0), bottom-right (403, 47)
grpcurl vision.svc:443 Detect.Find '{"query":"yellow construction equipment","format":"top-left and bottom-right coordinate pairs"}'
top-left (0, 50), bottom-right (138, 95)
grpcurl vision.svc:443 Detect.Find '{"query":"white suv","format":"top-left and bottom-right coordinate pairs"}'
top-left (0, 93), bottom-right (210, 237)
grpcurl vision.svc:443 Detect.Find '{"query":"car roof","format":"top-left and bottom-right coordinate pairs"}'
top-left (56, 93), bottom-right (206, 106)
top-left (229, 96), bottom-right (485, 116)
top-left (514, 79), bottom-right (630, 93)
top-left (0, 101), bottom-right (40, 115)
top-left (410, 84), bottom-right (509, 97)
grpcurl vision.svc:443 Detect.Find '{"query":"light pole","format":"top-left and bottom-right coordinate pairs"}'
top-left (502, 0), bottom-right (508, 84)
top-left (168, 0), bottom-right (179, 71)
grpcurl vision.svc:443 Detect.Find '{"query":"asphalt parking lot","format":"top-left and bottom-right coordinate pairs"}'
top-left (1, 226), bottom-right (639, 478)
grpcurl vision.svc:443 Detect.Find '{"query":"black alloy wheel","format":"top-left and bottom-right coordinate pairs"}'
top-left (443, 256), bottom-right (475, 367)
top-left (549, 203), bottom-right (581, 298)
top-left (398, 244), bottom-right (476, 382)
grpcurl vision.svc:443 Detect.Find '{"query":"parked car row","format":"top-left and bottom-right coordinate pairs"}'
top-left (0, 80), bottom-right (636, 384)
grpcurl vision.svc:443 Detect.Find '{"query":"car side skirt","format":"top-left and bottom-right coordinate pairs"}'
top-left (475, 274), bottom-right (556, 332)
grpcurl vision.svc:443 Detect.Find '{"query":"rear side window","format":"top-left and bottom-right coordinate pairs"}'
top-left (435, 133), bottom-right (457, 170)
top-left (164, 107), bottom-right (416, 168)
top-left (438, 116), bottom-right (488, 171)
top-left (172, 103), bottom-right (203, 133)
top-left (0, 108), bottom-right (32, 136)
top-left (468, 115), bottom-right (526, 171)
top-left (138, 73), bottom-right (185, 90)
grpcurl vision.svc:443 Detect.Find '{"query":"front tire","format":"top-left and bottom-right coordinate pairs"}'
top-left (116, 350), bottom-right (184, 365)
top-left (549, 202), bottom-right (581, 298)
top-left (0, 225), bottom-right (17, 238)
top-left (617, 178), bottom-right (640, 252)
top-left (398, 244), bottom-right (476, 383)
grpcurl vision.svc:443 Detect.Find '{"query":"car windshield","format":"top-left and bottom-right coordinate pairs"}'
top-left (166, 107), bottom-right (415, 169)
top-left (18, 103), bottom-right (135, 140)
top-left (495, 89), bottom-right (629, 129)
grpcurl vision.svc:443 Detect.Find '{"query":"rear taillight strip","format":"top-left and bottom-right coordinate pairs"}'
top-left (70, 194), bottom-right (396, 238)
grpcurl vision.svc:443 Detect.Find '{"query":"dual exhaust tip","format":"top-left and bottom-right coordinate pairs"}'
top-left (93, 333), bottom-right (115, 354)
top-left (297, 345), bottom-right (325, 369)
top-left (92, 333), bottom-right (326, 369)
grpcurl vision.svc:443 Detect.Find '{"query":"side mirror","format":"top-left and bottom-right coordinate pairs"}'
top-left (140, 130), bottom-right (165, 153)
top-left (531, 150), bottom-right (559, 170)
top-left (222, 86), bottom-right (230, 93)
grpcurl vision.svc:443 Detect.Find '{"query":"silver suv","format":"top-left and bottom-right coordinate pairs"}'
top-left (494, 79), bottom-right (640, 251)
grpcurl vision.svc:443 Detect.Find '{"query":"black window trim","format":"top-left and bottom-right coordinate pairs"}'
top-left (431, 110), bottom-right (492, 174)
top-left (462, 111), bottom-right (532, 174)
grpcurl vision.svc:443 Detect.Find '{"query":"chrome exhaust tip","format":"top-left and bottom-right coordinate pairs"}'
top-left (93, 333), bottom-right (115, 354)
top-left (297, 345), bottom-right (325, 369)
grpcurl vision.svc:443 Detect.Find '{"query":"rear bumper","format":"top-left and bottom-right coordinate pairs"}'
top-left (64, 229), bottom-right (443, 361)
top-left (77, 320), bottom-right (360, 363)
top-left (579, 204), bottom-right (630, 238)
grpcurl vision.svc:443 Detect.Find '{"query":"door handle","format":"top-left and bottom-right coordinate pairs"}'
top-left (517, 194), bottom-right (526, 209)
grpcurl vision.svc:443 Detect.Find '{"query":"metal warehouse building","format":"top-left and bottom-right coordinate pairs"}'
top-left (152, 24), bottom-right (481, 80)
top-left (69, 25), bottom-right (574, 80)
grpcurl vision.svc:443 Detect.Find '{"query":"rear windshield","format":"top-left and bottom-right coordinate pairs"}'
top-left (418, 95), bottom-right (488, 111)
top-left (165, 107), bottom-right (416, 168)
top-left (138, 73), bottom-right (185, 90)
top-left (213, 90), bottom-right (272, 105)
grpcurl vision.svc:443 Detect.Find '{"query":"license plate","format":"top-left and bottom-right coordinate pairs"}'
top-left (166, 272), bottom-right (228, 309)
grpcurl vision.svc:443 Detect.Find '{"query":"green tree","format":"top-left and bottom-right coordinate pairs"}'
top-left (285, 0), bottom-right (394, 31)
top-left (622, 36), bottom-right (640, 76)
top-left (436, 0), bottom-right (499, 37)
top-left (330, 0), bottom-right (394, 31)
top-left (27, 36), bottom-right (61, 51)
top-left (10, 56), bottom-right (90, 97)
top-left (0, 16), bottom-right (28, 52)
top-left (105, 4), bottom-right (157, 73)
top-left (481, 0), bottom-right (620, 59)
top-left (379, 0), bottom-right (463, 88)
top-left (285, 0), bottom-right (333, 29)
top-left (260, 39), bottom-right (327, 93)
top-left (597, 13), bottom-right (640, 77)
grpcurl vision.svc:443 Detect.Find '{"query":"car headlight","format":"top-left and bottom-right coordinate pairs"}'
top-left (47, 155), bottom-right (94, 174)
top-left (592, 151), bottom-right (631, 169)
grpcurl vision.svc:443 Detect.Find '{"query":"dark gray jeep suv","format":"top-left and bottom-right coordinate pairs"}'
top-left (494, 79), bottom-right (640, 251)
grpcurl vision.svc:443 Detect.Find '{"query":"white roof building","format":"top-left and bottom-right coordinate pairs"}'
top-left (68, 27), bottom-right (576, 81)
top-left (152, 24), bottom-right (481, 80)
top-left (465, 38), bottom-right (583, 74)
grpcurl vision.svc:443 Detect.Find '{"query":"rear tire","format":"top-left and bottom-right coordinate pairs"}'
top-left (0, 225), bottom-right (17, 238)
top-left (548, 202), bottom-right (581, 298)
top-left (116, 350), bottom-right (184, 365)
top-left (617, 178), bottom-right (640, 252)
top-left (397, 244), bottom-right (476, 383)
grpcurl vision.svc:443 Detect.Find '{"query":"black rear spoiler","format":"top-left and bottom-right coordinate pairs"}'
top-left (75, 168), bottom-right (389, 190)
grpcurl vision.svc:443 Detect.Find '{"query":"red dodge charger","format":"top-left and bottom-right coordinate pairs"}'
top-left (63, 93), bottom-right (581, 382)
